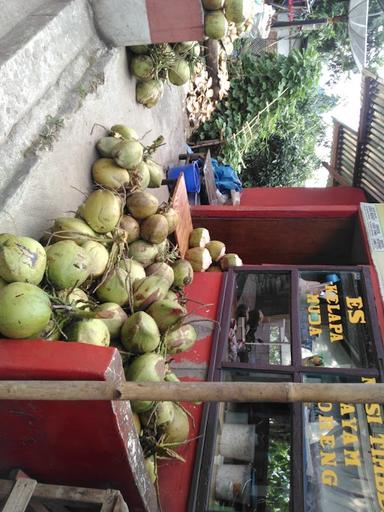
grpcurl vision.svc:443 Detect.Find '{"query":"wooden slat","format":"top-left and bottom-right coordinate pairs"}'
top-left (0, 480), bottom-right (107, 505)
top-left (112, 493), bottom-right (129, 512)
top-left (2, 478), bottom-right (37, 512)
top-left (100, 491), bottom-right (129, 512)
top-left (201, 150), bottom-right (219, 205)
top-left (172, 173), bottom-right (193, 258)
top-left (29, 501), bottom-right (52, 512)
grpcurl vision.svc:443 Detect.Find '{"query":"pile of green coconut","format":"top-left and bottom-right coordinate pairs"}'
top-left (0, 123), bottom-right (243, 482)
top-left (128, 42), bottom-right (201, 108)
top-left (202, 0), bottom-right (255, 40)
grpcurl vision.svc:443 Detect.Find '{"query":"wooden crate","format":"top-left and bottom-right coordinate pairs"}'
top-left (0, 471), bottom-right (128, 512)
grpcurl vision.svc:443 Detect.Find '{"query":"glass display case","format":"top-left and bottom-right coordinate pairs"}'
top-left (207, 371), bottom-right (292, 512)
top-left (190, 265), bottom-right (384, 512)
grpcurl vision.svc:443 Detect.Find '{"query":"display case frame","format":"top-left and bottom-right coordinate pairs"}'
top-left (189, 264), bottom-right (384, 512)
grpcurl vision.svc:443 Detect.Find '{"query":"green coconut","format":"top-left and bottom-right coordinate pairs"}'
top-left (126, 352), bottom-right (165, 412)
top-left (162, 404), bottom-right (190, 448)
top-left (136, 79), bottom-right (164, 108)
top-left (92, 158), bottom-right (130, 190)
top-left (185, 247), bottom-right (212, 272)
top-left (131, 55), bottom-right (156, 81)
top-left (32, 319), bottom-right (60, 341)
top-left (145, 262), bottom-right (174, 286)
top-left (121, 311), bottom-right (160, 353)
top-left (146, 299), bottom-right (186, 333)
top-left (164, 370), bottom-right (180, 383)
top-left (94, 302), bottom-right (128, 339)
top-left (95, 268), bottom-right (131, 306)
top-left (133, 275), bottom-right (170, 310)
top-left (206, 265), bottom-right (223, 272)
top-left (81, 241), bottom-right (109, 277)
top-left (132, 412), bottom-right (142, 435)
top-left (224, 0), bottom-right (250, 23)
top-left (168, 59), bottom-right (191, 86)
top-left (189, 227), bottom-right (210, 248)
top-left (0, 235), bottom-right (46, 285)
top-left (119, 258), bottom-right (146, 284)
top-left (126, 352), bottom-right (166, 382)
top-left (0, 283), bottom-right (51, 338)
top-left (110, 125), bottom-right (138, 140)
top-left (112, 139), bottom-right (144, 170)
top-left (172, 259), bottom-right (194, 287)
top-left (0, 277), bottom-right (6, 290)
top-left (154, 239), bottom-right (169, 262)
top-left (65, 318), bottom-right (110, 346)
top-left (162, 207), bottom-right (179, 234)
top-left (165, 290), bottom-right (179, 302)
top-left (220, 253), bottom-right (243, 270)
top-left (46, 241), bottom-right (90, 290)
top-left (146, 159), bottom-right (164, 188)
top-left (140, 214), bottom-right (169, 244)
top-left (164, 324), bottom-right (197, 354)
top-left (52, 217), bottom-right (97, 245)
top-left (131, 400), bottom-right (155, 414)
top-left (206, 240), bottom-right (226, 262)
top-left (202, 0), bottom-right (224, 9)
top-left (129, 45), bottom-right (150, 55)
top-left (56, 288), bottom-right (89, 309)
top-left (144, 456), bottom-right (157, 484)
top-left (174, 41), bottom-right (196, 54)
top-left (236, 22), bottom-right (245, 34)
top-left (96, 136), bottom-right (121, 158)
top-left (204, 10), bottom-right (228, 39)
top-left (128, 240), bottom-right (158, 268)
top-left (126, 191), bottom-right (159, 219)
top-left (141, 401), bottom-right (175, 429)
top-left (80, 190), bottom-right (122, 234)
top-left (131, 161), bottom-right (150, 189)
top-left (119, 215), bottom-right (140, 243)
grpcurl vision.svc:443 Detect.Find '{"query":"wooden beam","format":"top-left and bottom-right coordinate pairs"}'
top-left (322, 161), bottom-right (352, 187)
top-left (2, 479), bottom-right (37, 512)
top-left (0, 381), bottom-right (383, 403)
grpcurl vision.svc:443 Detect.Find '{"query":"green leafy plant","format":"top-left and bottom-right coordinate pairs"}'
top-left (305, 0), bottom-right (384, 78)
top-left (193, 46), bottom-right (335, 186)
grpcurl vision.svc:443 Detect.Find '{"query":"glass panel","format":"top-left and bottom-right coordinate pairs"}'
top-left (303, 374), bottom-right (384, 511)
top-left (299, 270), bottom-right (376, 368)
top-left (227, 272), bottom-right (291, 365)
top-left (208, 371), bottom-right (292, 511)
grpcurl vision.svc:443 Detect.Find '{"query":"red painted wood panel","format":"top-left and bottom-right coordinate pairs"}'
top-left (239, 187), bottom-right (366, 207)
top-left (192, 215), bottom-right (360, 265)
top-left (158, 273), bottom-right (223, 512)
top-left (192, 204), bottom-right (361, 218)
top-left (0, 342), bottom-right (157, 512)
top-left (146, 0), bottom-right (204, 44)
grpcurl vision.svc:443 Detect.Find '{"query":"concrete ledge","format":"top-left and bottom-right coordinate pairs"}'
top-left (91, 0), bottom-right (151, 47)
top-left (0, 49), bottom-right (187, 238)
top-left (0, 38), bottom-right (106, 192)
top-left (0, 0), bottom-right (96, 144)
top-left (90, 0), bottom-right (204, 47)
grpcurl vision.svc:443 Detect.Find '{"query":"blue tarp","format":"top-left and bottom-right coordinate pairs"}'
top-left (210, 159), bottom-right (243, 194)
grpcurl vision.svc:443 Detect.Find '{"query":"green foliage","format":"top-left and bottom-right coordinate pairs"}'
top-left (194, 47), bottom-right (335, 187)
top-left (306, 0), bottom-right (384, 77)
top-left (267, 436), bottom-right (291, 511)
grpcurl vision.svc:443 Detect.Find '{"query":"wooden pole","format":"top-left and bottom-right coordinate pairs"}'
top-left (0, 381), bottom-right (383, 404)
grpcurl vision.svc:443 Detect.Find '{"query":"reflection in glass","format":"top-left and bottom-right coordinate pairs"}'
top-left (299, 271), bottom-right (375, 368)
top-left (227, 272), bottom-right (291, 365)
top-left (303, 374), bottom-right (384, 511)
top-left (207, 371), bottom-right (292, 511)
